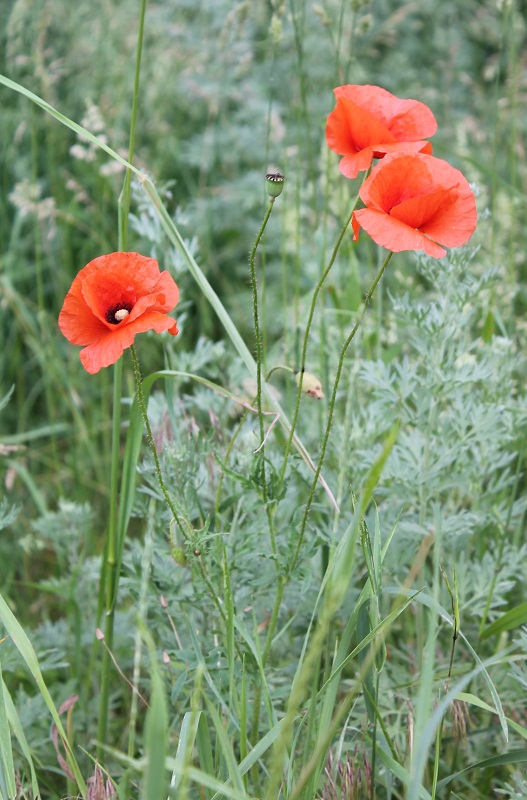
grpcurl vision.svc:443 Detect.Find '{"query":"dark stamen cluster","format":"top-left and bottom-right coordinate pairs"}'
top-left (105, 303), bottom-right (133, 324)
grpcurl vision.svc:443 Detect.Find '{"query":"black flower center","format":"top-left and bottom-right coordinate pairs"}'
top-left (106, 303), bottom-right (133, 324)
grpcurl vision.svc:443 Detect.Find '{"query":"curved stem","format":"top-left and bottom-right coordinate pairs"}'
top-left (277, 191), bottom-right (362, 492)
top-left (250, 197), bottom-right (275, 441)
top-left (288, 250), bottom-right (393, 575)
top-left (130, 344), bottom-right (188, 540)
top-left (249, 197), bottom-right (279, 556)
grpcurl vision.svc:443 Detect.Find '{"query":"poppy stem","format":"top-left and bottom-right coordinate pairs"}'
top-left (248, 197), bottom-right (279, 555)
top-left (277, 188), bottom-right (363, 494)
top-left (129, 344), bottom-right (189, 542)
top-left (288, 250), bottom-right (393, 576)
top-left (249, 197), bottom-right (275, 452)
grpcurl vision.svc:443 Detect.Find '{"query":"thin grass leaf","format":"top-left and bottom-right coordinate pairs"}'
top-left (209, 719), bottom-right (286, 800)
top-left (384, 587), bottom-right (509, 741)
top-left (408, 651), bottom-right (512, 800)
top-left (5, 460), bottom-right (47, 517)
top-left (222, 555), bottom-right (236, 708)
top-left (195, 713), bottom-right (215, 800)
top-left (374, 744), bottom-right (433, 800)
top-left (142, 632), bottom-right (169, 800)
top-left (186, 625), bottom-right (242, 733)
top-left (0, 74), bottom-right (140, 176)
top-left (202, 696), bottom-right (247, 797)
top-left (435, 750), bottom-right (527, 792)
top-left (233, 615), bottom-right (278, 731)
top-left (456, 692), bottom-right (527, 741)
top-left (0, 386), bottom-right (14, 414)
top-left (0, 594), bottom-right (86, 795)
top-left (166, 763), bottom-right (258, 800)
top-left (0, 663), bottom-right (16, 800)
top-left (169, 710), bottom-right (201, 795)
top-left (1, 423), bottom-right (70, 445)
top-left (2, 681), bottom-right (39, 798)
top-left (480, 600), bottom-right (527, 639)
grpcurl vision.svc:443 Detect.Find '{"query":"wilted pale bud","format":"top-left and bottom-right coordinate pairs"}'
top-left (295, 370), bottom-right (324, 399)
top-left (265, 171), bottom-right (285, 198)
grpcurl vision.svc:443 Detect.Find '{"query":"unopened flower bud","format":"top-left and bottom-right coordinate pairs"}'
top-left (266, 171), bottom-right (284, 198)
top-left (295, 370), bottom-right (324, 399)
top-left (171, 546), bottom-right (188, 567)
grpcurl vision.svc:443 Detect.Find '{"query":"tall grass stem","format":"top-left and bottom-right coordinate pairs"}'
top-left (97, 0), bottom-right (148, 755)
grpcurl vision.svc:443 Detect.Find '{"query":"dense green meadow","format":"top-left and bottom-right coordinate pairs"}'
top-left (1, 0), bottom-right (527, 797)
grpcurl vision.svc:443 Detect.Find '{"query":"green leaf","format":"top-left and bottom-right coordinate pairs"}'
top-left (480, 600), bottom-right (527, 640)
top-left (481, 309), bottom-right (495, 342)
top-left (0, 593), bottom-right (86, 795)
top-left (0, 663), bottom-right (16, 800)
top-left (142, 641), bottom-right (169, 800)
top-left (435, 750), bottom-right (527, 791)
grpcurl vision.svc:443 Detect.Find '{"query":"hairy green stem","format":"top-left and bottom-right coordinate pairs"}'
top-left (288, 251), bottom-right (393, 575)
top-left (249, 196), bottom-right (279, 554)
top-left (247, 196), bottom-right (281, 747)
top-left (130, 344), bottom-right (188, 539)
top-left (250, 197), bottom-right (275, 442)
top-left (277, 192), bottom-right (361, 492)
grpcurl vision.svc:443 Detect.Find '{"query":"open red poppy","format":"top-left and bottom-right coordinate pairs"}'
top-left (59, 252), bottom-right (179, 374)
top-left (326, 84), bottom-right (437, 179)
top-left (351, 153), bottom-right (477, 258)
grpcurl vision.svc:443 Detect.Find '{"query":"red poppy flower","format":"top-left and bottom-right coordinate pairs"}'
top-left (351, 153), bottom-right (477, 258)
top-left (326, 84), bottom-right (437, 179)
top-left (59, 252), bottom-right (179, 374)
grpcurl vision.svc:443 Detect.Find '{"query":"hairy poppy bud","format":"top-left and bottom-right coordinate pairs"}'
top-left (266, 171), bottom-right (285, 198)
top-left (295, 370), bottom-right (324, 399)
top-left (171, 546), bottom-right (188, 567)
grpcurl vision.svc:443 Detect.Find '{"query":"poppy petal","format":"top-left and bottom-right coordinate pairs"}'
top-left (420, 191), bottom-right (477, 247)
top-left (326, 97), bottom-right (395, 156)
top-left (390, 188), bottom-right (454, 230)
top-left (361, 155), bottom-right (434, 212)
top-left (327, 84), bottom-right (437, 178)
top-left (338, 148), bottom-right (377, 180)
top-left (353, 208), bottom-right (447, 258)
top-left (388, 100), bottom-right (437, 140)
top-left (58, 283), bottom-right (108, 345)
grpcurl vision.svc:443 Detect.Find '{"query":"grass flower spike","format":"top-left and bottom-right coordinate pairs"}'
top-left (326, 84), bottom-right (437, 179)
top-left (59, 251), bottom-right (179, 373)
top-left (352, 153), bottom-right (477, 257)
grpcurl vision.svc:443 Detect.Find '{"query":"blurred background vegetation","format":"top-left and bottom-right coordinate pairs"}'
top-left (2, 0), bottom-right (525, 520)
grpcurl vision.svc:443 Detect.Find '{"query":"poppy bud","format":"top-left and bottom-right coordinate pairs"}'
top-left (171, 546), bottom-right (188, 567)
top-left (265, 171), bottom-right (285, 198)
top-left (295, 370), bottom-right (324, 399)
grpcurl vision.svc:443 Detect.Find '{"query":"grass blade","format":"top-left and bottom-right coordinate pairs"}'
top-left (0, 594), bottom-right (86, 795)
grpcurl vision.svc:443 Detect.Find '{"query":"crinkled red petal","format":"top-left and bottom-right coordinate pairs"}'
top-left (334, 85), bottom-right (437, 140)
top-left (353, 208), bottom-right (447, 258)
